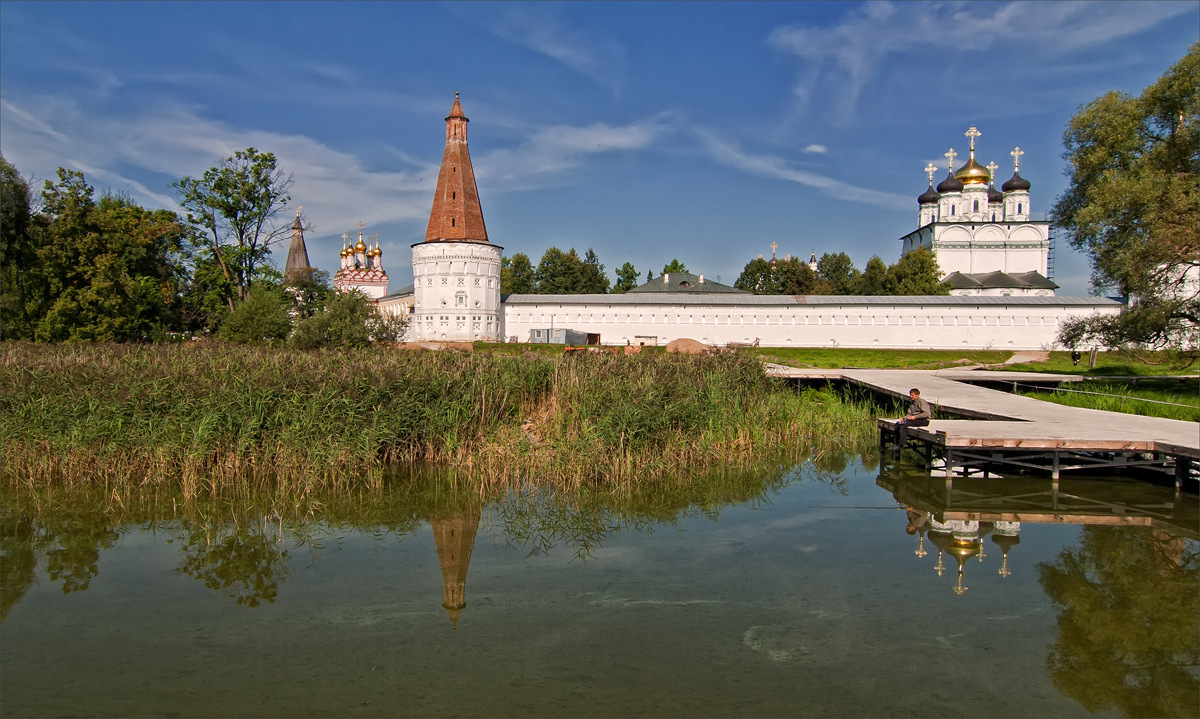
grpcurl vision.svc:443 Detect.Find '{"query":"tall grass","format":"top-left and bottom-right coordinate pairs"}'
top-left (1, 342), bottom-right (881, 494)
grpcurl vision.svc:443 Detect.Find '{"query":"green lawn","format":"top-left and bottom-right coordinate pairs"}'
top-left (1017, 378), bottom-right (1199, 422)
top-left (745, 347), bottom-right (1012, 369)
top-left (995, 350), bottom-right (1198, 377)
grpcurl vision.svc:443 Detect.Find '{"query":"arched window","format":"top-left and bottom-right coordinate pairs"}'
top-left (1017, 203), bottom-right (1023, 214)
top-left (973, 200), bottom-right (979, 211)
top-left (951, 205), bottom-right (956, 215)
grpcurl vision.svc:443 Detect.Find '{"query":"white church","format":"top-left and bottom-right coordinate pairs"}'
top-left (311, 95), bottom-right (1119, 350)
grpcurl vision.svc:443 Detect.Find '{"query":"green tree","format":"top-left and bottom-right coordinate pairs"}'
top-left (534, 246), bottom-right (605, 294)
top-left (34, 172), bottom-right (190, 342)
top-left (815, 252), bottom-right (860, 295)
top-left (0, 155), bottom-right (47, 339)
top-left (175, 147), bottom-right (292, 310)
top-left (289, 289), bottom-right (406, 350)
top-left (883, 247), bottom-right (950, 295)
top-left (735, 257), bottom-right (780, 294)
top-left (612, 262), bottom-right (640, 293)
top-left (776, 257), bottom-right (817, 294)
top-left (1052, 44), bottom-right (1198, 360)
top-left (284, 269), bottom-right (332, 320)
top-left (581, 248), bottom-right (611, 293)
top-left (500, 253), bottom-right (535, 294)
top-left (662, 258), bottom-right (688, 274)
top-left (857, 256), bottom-right (889, 295)
top-left (217, 285), bottom-right (291, 343)
top-left (736, 256), bottom-right (816, 295)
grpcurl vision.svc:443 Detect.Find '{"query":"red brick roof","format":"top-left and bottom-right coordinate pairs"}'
top-left (423, 93), bottom-right (489, 244)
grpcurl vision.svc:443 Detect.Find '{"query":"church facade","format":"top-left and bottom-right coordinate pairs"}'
top-left (901, 127), bottom-right (1055, 297)
top-left (340, 96), bottom-right (1121, 350)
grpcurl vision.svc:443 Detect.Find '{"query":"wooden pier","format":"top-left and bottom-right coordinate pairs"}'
top-left (766, 364), bottom-right (1199, 483)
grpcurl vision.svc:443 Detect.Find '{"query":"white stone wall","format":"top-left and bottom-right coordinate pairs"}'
top-left (500, 295), bottom-right (1122, 350)
top-left (411, 241), bottom-right (503, 341)
top-left (902, 221), bottom-right (1050, 277)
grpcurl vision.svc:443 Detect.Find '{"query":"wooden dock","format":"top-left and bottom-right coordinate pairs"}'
top-left (765, 364), bottom-right (1199, 482)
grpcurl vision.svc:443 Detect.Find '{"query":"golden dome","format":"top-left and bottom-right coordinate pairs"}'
top-left (340, 246), bottom-right (351, 258)
top-left (953, 156), bottom-right (991, 185)
top-left (354, 238), bottom-right (367, 253)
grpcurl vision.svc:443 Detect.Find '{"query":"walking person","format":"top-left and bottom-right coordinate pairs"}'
top-left (894, 388), bottom-right (931, 449)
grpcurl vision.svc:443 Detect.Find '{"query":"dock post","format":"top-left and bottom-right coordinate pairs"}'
top-left (1051, 452), bottom-right (1060, 481)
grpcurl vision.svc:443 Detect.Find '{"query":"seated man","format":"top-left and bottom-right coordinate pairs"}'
top-left (895, 388), bottom-right (931, 448)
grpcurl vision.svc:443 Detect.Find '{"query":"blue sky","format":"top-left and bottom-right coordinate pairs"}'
top-left (2, 1), bottom-right (1196, 295)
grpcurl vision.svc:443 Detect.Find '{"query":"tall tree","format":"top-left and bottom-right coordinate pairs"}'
top-left (662, 258), bottom-right (688, 274)
top-left (500, 253), bottom-right (536, 294)
top-left (175, 147), bottom-right (292, 309)
top-left (581, 248), bottom-right (611, 293)
top-left (735, 257), bottom-right (780, 294)
top-left (857, 256), bottom-right (889, 295)
top-left (534, 247), bottom-right (608, 294)
top-left (34, 171), bottom-right (189, 342)
top-left (883, 247), bottom-right (950, 295)
top-left (1052, 44), bottom-right (1198, 359)
top-left (815, 252), bottom-right (860, 295)
top-left (612, 262), bottom-right (640, 294)
top-left (0, 155), bottom-right (47, 339)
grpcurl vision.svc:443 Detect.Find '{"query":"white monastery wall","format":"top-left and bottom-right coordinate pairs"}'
top-left (500, 295), bottom-right (1122, 350)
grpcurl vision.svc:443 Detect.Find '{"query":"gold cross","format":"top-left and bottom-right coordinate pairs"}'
top-left (296, 205), bottom-right (302, 218)
top-left (944, 148), bottom-right (958, 171)
top-left (924, 162), bottom-right (938, 184)
top-left (341, 232), bottom-right (349, 245)
top-left (1010, 146), bottom-right (1024, 171)
top-left (964, 126), bottom-right (981, 151)
top-left (357, 220), bottom-right (365, 232)
top-left (986, 161), bottom-right (998, 181)
top-left (770, 241), bottom-right (778, 258)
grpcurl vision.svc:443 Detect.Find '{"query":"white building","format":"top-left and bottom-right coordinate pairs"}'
top-left (900, 128), bottom-right (1055, 297)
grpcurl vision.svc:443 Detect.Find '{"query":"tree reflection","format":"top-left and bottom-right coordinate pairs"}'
top-left (174, 514), bottom-right (290, 608)
top-left (1037, 527), bottom-right (1199, 717)
top-left (0, 512), bottom-right (37, 621)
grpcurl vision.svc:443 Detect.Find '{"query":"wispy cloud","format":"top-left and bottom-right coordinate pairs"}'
top-left (454, 3), bottom-right (627, 94)
top-left (477, 116), bottom-right (671, 188)
top-left (803, 144), bottom-right (828, 154)
top-left (768, 1), bottom-right (1192, 122)
top-left (696, 130), bottom-right (911, 210)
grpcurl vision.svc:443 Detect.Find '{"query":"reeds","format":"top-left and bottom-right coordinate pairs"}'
top-left (1, 342), bottom-right (881, 495)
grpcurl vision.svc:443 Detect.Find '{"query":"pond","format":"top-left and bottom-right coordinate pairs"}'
top-left (2, 460), bottom-right (1196, 718)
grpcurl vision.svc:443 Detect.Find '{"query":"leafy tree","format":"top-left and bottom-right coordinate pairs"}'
top-left (1038, 526), bottom-right (1198, 717)
top-left (0, 155), bottom-right (47, 339)
top-left (815, 252), bottom-right (859, 295)
top-left (1052, 43), bottom-right (1198, 360)
top-left (612, 261), bottom-right (640, 293)
top-left (500, 253), bottom-right (535, 294)
top-left (290, 289), bottom-right (407, 349)
top-left (34, 171), bottom-right (190, 342)
top-left (534, 246), bottom-right (608, 294)
top-left (646, 269), bottom-right (653, 282)
top-left (883, 247), bottom-right (950, 295)
top-left (662, 258), bottom-right (688, 274)
top-left (284, 269), bottom-right (332, 320)
top-left (175, 147), bottom-right (292, 310)
top-left (217, 285), bottom-right (291, 343)
top-left (857, 256), bottom-right (889, 295)
top-left (582, 248), bottom-right (611, 293)
top-left (737, 256), bottom-right (818, 295)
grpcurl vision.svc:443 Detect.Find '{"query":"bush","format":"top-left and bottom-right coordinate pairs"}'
top-left (290, 290), bottom-right (407, 349)
top-left (218, 287), bottom-right (292, 343)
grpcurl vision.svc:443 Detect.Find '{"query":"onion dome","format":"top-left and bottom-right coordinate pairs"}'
top-left (354, 237), bottom-right (367, 253)
top-left (953, 156), bottom-right (991, 185)
top-left (1001, 171), bottom-right (1030, 192)
top-left (340, 246), bottom-right (351, 258)
top-left (919, 182), bottom-right (940, 205)
top-left (987, 182), bottom-right (1003, 204)
top-left (936, 171), bottom-right (963, 193)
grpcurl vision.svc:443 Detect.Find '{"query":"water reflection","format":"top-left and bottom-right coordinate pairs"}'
top-left (879, 466), bottom-right (1199, 716)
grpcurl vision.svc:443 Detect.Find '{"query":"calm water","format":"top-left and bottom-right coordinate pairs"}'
top-left (2, 461), bottom-right (1196, 718)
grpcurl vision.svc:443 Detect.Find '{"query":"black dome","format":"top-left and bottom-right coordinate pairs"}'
top-left (918, 183), bottom-right (940, 204)
top-left (987, 183), bottom-right (1003, 203)
top-left (936, 171), bottom-right (964, 193)
top-left (1002, 171), bottom-right (1030, 192)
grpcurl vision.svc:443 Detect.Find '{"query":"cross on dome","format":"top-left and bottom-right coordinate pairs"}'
top-left (924, 163), bottom-right (938, 184)
top-left (964, 126), bottom-right (981, 152)
top-left (944, 148), bottom-right (958, 171)
top-left (1010, 146), bottom-right (1024, 171)
top-left (770, 241), bottom-right (778, 259)
top-left (986, 161), bottom-right (999, 177)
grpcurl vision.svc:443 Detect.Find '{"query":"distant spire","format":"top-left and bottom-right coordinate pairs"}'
top-left (424, 93), bottom-right (489, 243)
top-left (284, 206), bottom-right (312, 281)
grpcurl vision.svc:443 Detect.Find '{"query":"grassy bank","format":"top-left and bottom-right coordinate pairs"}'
top-left (996, 350), bottom-right (1198, 377)
top-left (1, 342), bottom-right (882, 495)
top-left (748, 347), bottom-right (1013, 370)
top-left (1016, 379), bottom-right (1199, 422)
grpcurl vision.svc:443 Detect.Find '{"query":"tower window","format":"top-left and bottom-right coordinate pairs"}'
top-left (951, 205), bottom-right (956, 215)
top-left (1017, 203), bottom-right (1023, 214)
top-left (973, 200), bottom-right (979, 211)
top-left (452, 192), bottom-right (456, 199)
top-left (451, 218), bottom-right (455, 227)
